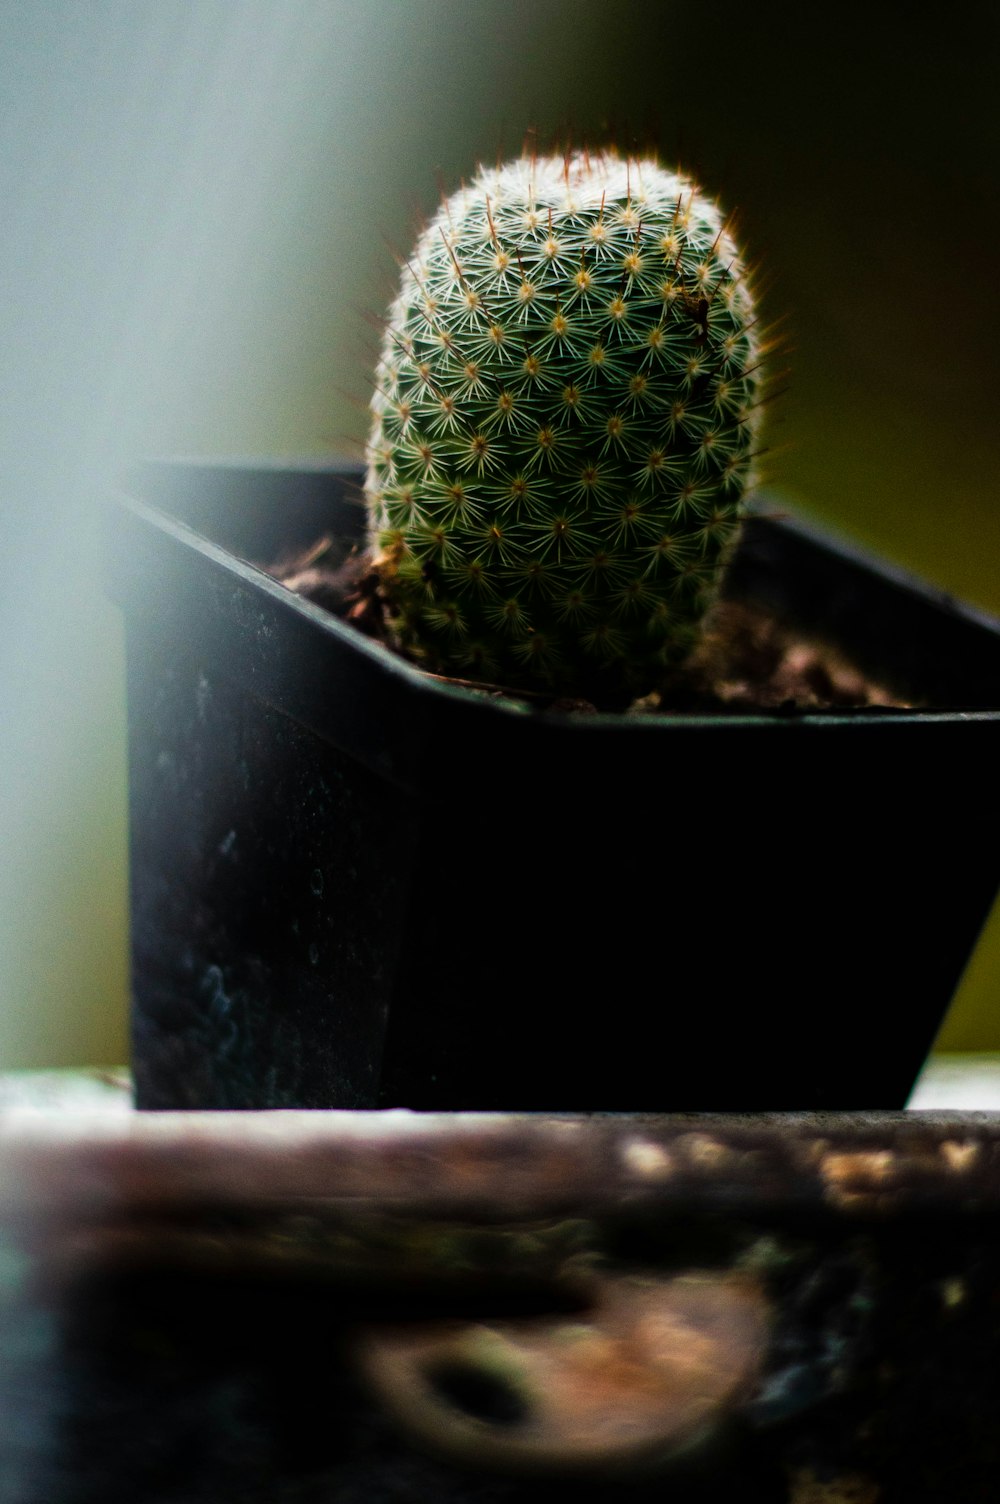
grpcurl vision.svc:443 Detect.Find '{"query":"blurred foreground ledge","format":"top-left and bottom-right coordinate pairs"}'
top-left (2, 1057), bottom-right (1000, 1217)
top-left (2, 1061), bottom-right (1000, 1500)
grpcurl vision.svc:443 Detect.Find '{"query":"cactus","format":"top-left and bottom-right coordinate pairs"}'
top-left (366, 150), bottom-right (763, 701)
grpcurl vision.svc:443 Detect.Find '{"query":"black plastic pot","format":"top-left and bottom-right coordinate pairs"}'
top-left (108, 459), bottom-right (1000, 1111)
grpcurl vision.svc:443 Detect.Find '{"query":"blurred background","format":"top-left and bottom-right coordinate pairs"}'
top-left (1, 0), bottom-right (998, 1069)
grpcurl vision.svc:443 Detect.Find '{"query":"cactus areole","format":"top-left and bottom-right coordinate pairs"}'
top-left (366, 151), bottom-right (762, 702)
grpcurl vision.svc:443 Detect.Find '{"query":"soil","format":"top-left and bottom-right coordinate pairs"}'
top-left (266, 536), bottom-right (912, 715)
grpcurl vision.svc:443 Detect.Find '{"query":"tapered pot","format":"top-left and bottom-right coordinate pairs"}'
top-left (108, 459), bottom-right (1000, 1110)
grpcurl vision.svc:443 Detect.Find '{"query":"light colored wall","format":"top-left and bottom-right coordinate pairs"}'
top-left (2, 0), bottom-right (998, 1067)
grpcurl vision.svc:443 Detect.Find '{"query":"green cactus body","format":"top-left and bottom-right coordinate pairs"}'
top-left (366, 151), bottom-right (761, 700)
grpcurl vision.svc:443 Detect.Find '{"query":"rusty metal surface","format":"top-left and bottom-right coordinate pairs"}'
top-left (3, 1072), bottom-right (1000, 1500)
top-left (3, 1070), bottom-right (1000, 1223)
top-left (359, 1269), bottom-right (770, 1473)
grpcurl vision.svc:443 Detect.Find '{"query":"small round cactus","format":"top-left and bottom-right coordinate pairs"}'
top-left (366, 150), bottom-right (762, 701)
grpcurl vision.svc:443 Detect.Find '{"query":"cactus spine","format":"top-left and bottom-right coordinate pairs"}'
top-left (366, 150), bottom-right (762, 700)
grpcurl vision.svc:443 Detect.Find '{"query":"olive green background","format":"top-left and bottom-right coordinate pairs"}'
top-left (2, 0), bottom-right (998, 1069)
